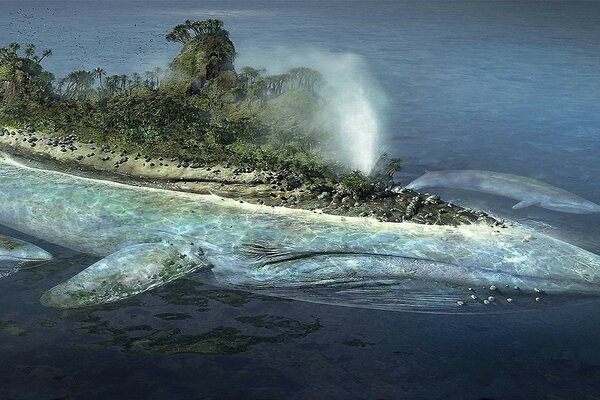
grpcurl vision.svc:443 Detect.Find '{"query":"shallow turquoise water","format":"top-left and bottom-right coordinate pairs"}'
top-left (1, 1), bottom-right (600, 398)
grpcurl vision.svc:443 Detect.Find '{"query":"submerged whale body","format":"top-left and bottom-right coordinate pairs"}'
top-left (407, 170), bottom-right (600, 214)
top-left (1, 152), bottom-right (600, 313)
top-left (0, 233), bottom-right (52, 272)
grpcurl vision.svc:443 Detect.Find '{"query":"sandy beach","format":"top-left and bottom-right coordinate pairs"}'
top-left (0, 126), bottom-right (500, 226)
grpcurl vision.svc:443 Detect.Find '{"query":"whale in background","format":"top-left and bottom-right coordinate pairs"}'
top-left (406, 170), bottom-right (600, 214)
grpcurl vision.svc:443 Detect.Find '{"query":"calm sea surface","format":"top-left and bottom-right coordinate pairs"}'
top-left (1, 1), bottom-right (600, 398)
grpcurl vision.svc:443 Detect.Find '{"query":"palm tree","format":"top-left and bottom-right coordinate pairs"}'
top-left (385, 158), bottom-right (402, 178)
top-left (119, 75), bottom-right (127, 90)
top-left (105, 75), bottom-right (119, 94)
top-left (240, 66), bottom-right (265, 84)
top-left (186, 19), bottom-right (203, 35)
top-left (205, 19), bottom-right (224, 35)
top-left (131, 72), bottom-right (142, 87)
top-left (34, 48), bottom-right (52, 65)
top-left (8, 42), bottom-right (21, 54)
top-left (167, 19), bottom-right (230, 46)
top-left (166, 24), bottom-right (192, 44)
top-left (287, 67), bottom-right (323, 93)
top-left (60, 70), bottom-right (95, 99)
top-left (93, 67), bottom-right (105, 88)
top-left (143, 70), bottom-right (153, 88)
top-left (24, 43), bottom-right (36, 60)
top-left (153, 66), bottom-right (162, 87)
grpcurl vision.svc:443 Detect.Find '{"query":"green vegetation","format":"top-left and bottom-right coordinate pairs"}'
top-left (337, 153), bottom-right (401, 196)
top-left (0, 43), bottom-right (54, 122)
top-left (0, 20), bottom-right (401, 188)
top-left (165, 19), bottom-right (236, 92)
top-left (340, 170), bottom-right (374, 196)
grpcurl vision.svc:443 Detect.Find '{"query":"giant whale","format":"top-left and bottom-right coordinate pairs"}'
top-left (1, 152), bottom-right (600, 312)
top-left (406, 170), bottom-right (600, 214)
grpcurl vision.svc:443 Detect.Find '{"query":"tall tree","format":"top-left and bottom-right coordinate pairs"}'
top-left (105, 74), bottom-right (122, 94)
top-left (59, 70), bottom-right (95, 100)
top-left (34, 48), bottom-right (52, 65)
top-left (143, 70), bottom-right (154, 88)
top-left (131, 72), bottom-right (142, 87)
top-left (94, 67), bottom-right (105, 88)
top-left (153, 66), bottom-right (162, 87)
top-left (24, 43), bottom-right (36, 60)
top-left (8, 42), bottom-right (21, 54)
top-left (0, 42), bottom-right (54, 99)
top-left (119, 75), bottom-right (127, 90)
top-left (240, 66), bottom-right (265, 84)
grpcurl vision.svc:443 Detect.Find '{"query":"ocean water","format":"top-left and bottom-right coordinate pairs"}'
top-left (1, 1), bottom-right (600, 398)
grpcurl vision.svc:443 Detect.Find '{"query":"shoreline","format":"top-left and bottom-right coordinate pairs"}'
top-left (0, 126), bottom-right (502, 227)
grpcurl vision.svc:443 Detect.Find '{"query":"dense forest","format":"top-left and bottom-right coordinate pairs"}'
top-left (0, 19), bottom-right (400, 193)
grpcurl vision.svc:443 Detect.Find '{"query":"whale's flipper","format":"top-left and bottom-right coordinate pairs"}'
top-left (512, 199), bottom-right (539, 210)
top-left (40, 241), bottom-right (210, 308)
top-left (0, 234), bottom-right (53, 272)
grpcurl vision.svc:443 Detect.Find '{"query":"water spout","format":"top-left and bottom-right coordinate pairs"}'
top-left (237, 48), bottom-right (386, 174)
top-left (329, 80), bottom-right (379, 173)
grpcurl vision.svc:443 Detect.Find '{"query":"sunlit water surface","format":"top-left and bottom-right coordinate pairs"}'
top-left (1, 1), bottom-right (600, 398)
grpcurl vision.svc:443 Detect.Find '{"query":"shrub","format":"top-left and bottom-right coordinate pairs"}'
top-left (339, 170), bottom-right (373, 197)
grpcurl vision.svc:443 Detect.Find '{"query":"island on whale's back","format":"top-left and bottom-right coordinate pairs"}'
top-left (0, 19), bottom-right (499, 227)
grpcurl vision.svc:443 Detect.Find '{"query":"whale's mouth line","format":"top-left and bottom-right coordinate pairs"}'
top-left (257, 251), bottom-right (456, 268)
top-left (236, 241), bottom-right (462, 266)
top-left (0, 256), bottom-right (49, 262)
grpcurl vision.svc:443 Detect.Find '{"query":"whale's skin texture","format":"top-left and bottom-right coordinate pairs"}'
top-left (1, 153), bottom-right (600, 312)
top-left (406, 170), bottom-right (600, 214)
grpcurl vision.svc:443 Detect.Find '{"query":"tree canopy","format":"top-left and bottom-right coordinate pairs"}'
top-left (0, 20), bottom-right (400, 186)
top-left (0, 42), bottom-right (54, 102)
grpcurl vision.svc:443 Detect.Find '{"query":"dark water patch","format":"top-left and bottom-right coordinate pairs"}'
top-left (201, 287), bottom-right (289, 307)
top-left (98, 316), bottom-right (321, 355)
top-left (154, 277), bottom-right (292, 311)
top-left (153, 278), bottom-right (211, 310)
top-left (342, 338), bottom-right (375, 348)
top-left (38, 319), bottom-right (56, 328)
top-left (154, 312), bottom-right (192, 321)
top-left (35, 284), bottom-right (324, 357)
top-left (236, 314), bottom-right (322, 338)
top-left (0, 320), bottom-right (28, 336)
top-left (58, 298), bottom-right (143, 322)
top-left (548, 359), bottom-right (600, 379)
top-left (393, 350), bottom-right (415, 357)
top-left (114, 326), bottom-right (281, 355)
top-left (198, 288), bottom-right (256, 307)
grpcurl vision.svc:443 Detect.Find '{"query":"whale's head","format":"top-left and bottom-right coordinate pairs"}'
top-left (405, 171), bottom-right (444, 191)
